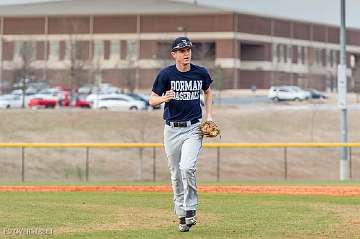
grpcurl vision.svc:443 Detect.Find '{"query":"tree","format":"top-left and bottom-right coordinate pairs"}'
top-left (14, 41), bottom-right (36, 108)
top-left (63, 19), bottom-right (91, 91)
top-left (66, 38), bottom-right (90, 90)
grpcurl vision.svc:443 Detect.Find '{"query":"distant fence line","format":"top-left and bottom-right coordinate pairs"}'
top-left (0, 142), bottom-right (359, 182)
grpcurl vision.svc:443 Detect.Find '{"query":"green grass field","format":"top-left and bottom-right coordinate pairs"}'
top-left (1, 189), bottom-right (360, 238)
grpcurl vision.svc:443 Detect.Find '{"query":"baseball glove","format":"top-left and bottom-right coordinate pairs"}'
top-left (199, 121), bottom-right (221, 138)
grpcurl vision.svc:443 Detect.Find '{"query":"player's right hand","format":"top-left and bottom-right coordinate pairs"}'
top-left (163, 90), bottom-right (175, 102)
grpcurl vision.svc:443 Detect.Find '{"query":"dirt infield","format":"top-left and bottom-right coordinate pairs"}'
top-left (0, 185), bottom-right (360, 196)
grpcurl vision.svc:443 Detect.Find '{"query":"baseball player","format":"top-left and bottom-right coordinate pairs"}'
top-left (149, 36), bottom-right (213, 232)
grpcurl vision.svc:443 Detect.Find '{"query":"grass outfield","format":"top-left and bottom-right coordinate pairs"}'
top-left (0, 191), bottom-right (360, 238)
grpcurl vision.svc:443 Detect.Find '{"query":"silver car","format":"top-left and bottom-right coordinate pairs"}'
top-left (268, 86), bottom-right (311, 101)
top-left (0, 94), bottom-right (24, 108)
top-left (90, 94), bottom-right (146, 110)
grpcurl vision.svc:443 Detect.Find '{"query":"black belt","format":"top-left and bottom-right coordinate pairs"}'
top-left (166, 119), bottom-right (199, 127)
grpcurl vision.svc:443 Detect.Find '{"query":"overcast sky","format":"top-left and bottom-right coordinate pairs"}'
top-left (1, 0), bottom-right (360, 28)
top-left (0, 0), bottom-right (59, 4)
top-left (180, 0), bottom-right (360, 28)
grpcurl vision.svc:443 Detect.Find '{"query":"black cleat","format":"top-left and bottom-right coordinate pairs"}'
top-left (185, 210), bottom-right (197, 227)
top-left (178, 217), bottom-right (190, 232)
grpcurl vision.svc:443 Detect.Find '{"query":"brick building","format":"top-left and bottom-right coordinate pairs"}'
top-left (0, 0), bottom-right (359, 91)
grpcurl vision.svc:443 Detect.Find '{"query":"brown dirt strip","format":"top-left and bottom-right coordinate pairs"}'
top-left (0, 185), bottom-right (359, 196)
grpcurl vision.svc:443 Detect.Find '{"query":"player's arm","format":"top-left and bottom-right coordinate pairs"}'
top-left (149, 90), bottom-right (175, 107)
top-left (203, 87), bottom-right (213, 121)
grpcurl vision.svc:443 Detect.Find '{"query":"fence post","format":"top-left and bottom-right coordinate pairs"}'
top-left (349, 146), bottom-right (352, 179)
top-left (217, 147), bottom-right (220, 182)
top-left (21, 146), bottom-right (25, 182)
top-left (85, 147), bottom-right (89, 182)
top-left (153, 147), bottom-right (156, 181)
top-left (284, 147), bottom-right (288, 180)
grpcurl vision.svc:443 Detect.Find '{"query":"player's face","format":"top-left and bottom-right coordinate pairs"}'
top-left (171, 48), bottom-right (192, 65)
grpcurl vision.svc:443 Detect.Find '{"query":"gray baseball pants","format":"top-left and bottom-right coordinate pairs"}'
top-left (164, 122), bottom-right (202, 218)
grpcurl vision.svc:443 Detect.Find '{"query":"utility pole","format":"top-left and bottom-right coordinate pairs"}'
top-left (338, 0), bottom-right (349, 180)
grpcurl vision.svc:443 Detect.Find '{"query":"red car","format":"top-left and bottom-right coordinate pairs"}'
top-left (75, 98), bottom-right (91, 108)
top-left (28, 98), bottom-right (57, 109)
top-left (73, 94), bottom-right (91, 108)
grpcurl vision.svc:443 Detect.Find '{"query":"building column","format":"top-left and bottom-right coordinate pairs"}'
top-left (135, 14), bottom-right (141, 90)
top-left (233, 14), bottom-right (239, 88)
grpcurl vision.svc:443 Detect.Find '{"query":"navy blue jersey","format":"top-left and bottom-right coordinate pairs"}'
top-left (152, 63), bottom-right (213, 122)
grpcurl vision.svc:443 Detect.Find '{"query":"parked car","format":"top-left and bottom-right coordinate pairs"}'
top-left (126, 92), bottom-right (165, 110)
top-left (268, 86), bottom-right (311, 101)
top-left (286, 86), bottom-right (311, 99)
top-left (13, 79), bottom-right (49, 91)
top-left (28, 98), bottom-right (57, 109)
top-left (307, 89), bottom-right (328, 99)
top-left (0, 94), bottom-right (23, 108)
top-left (86, 93), bottom-right (134, 106)
top-left (72, 94), bottom-right (91, 108)
top-left (77, 84), bottom-right (95, 94)
top-left (126, 93), bottom-right (150, 110)
top-left (91, 94), bottom-right (146, 111)
top-left (10, 88), bottom-right (38, 96)
top-left (32, 87), bottom-right (70, 106)
top-left (78, 83), bottom-right (123, 95)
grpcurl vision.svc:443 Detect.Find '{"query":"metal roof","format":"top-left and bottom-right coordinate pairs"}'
top-left (0, 0), bottom-right (223, 16)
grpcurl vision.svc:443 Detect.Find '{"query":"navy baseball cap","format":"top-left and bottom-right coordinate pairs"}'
top-left (171, 36), bottom-right (192, 52)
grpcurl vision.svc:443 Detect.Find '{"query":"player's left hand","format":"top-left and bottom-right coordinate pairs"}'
top-left (199, 120), bottom-right (221, 138)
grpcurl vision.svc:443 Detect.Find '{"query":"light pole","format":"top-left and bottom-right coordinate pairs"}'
top-left (338, 0), bottom-right (349, 180)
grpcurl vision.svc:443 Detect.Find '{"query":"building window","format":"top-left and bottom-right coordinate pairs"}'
top-left (326, 49), bottom-right (331, 67)
top-left (332, 50), bottom-right (338, 66)
top-left (291, 45), bottom-right (297, 64)
top-left (157, 41), bottom-right (172, 59)
top-left (321, 49), bottom-right (327, 66)
top-left (282, 45), bottom-right (288, 63)
top-left (191, 42), bottom-right (215, 61)
top-left (277, 44), bottom-right (283, 63)
top-left (316, 49), bottom-right (322, 66)
top-left (73, 41), bottom-right (89, 61)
